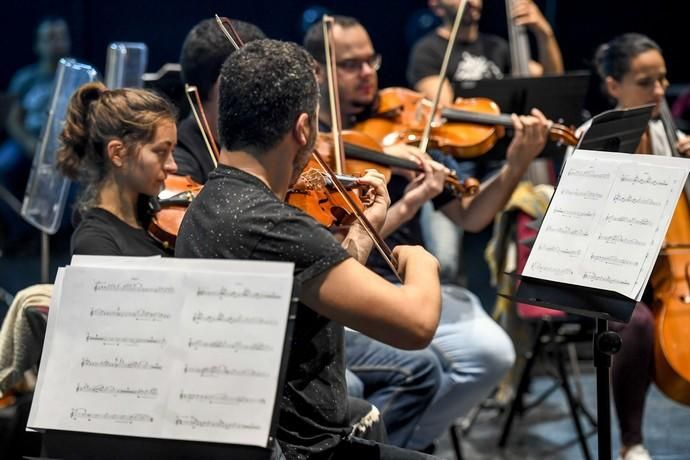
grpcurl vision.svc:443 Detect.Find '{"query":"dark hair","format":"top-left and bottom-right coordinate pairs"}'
top-left (303, 15), bottom-right (362, 63)
top-left (218, 39), bottom-right (318, 154)
top-left (57, 81), bottom-right (177, 209)
top-left (594, 33), bottom-right (662, 81)
top-left (180, 18), bottom-right (266, 102)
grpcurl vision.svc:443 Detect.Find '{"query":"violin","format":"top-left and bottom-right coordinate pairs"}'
top-left (286, 157), bottom-right (368, 228)
top-left (353, 87), bottom-right (579, 159)
top-left (643, 100), bottom-right (690, 405)
top-left (318, 129), bottom-right (479, 197)
top-left (148, 175), bottom-right (203, 250)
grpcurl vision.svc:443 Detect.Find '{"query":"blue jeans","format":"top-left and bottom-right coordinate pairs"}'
top-left (345, 331), bottom-right (442, 447)
top-left (346, 285), bottom-right (515, 449)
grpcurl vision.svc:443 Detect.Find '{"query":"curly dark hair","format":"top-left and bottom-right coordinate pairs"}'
top-left (180, 18), bottom-right (266, 102)
top-left (594, 33), bottom-right (662, 82)
top-left (218, 39), bottom-right (318, 154)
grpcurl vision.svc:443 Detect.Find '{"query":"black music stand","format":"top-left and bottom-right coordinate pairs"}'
top-left (37, 296), bottom-right (298, 460)
top-left (504, 104), bottom-right (654, 460)
top-left (454, 71), bottom-right (591, 162)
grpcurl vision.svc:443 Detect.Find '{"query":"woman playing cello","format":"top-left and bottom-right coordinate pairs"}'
top-left (577, 33), bottom-right (690, 460)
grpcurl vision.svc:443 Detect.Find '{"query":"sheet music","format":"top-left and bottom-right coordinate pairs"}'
top-left (28, 260), bottom-right (294, 447)
top-left (522, 149), bottom-right (690, 300)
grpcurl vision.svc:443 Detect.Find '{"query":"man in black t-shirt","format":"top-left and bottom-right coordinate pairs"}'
top-left (176, 39), bottom-right (442, 460)
top-left (408, 0), bottom-right (564, 104)
top-left (174, 19), bottom-right (265, 184)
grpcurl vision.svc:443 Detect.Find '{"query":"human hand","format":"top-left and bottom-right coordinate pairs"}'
top-left (392, 244), bottom-right (439, 279)
top-left (356, 168), bottom-right (390, 232)
top-left (505, 108), bottom-right (550, 169)
top-left (512, 0), bottom-right (553, 38)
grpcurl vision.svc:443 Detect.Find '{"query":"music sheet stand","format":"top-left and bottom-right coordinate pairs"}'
top-left (504, 104), bottom-right (655, 460)
top-left (38, 296), bottom-right (298, 460)
top-left (454, 71), bottom-right (591, 161)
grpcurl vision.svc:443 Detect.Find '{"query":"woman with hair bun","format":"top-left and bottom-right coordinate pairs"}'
top-left (57, 81), bottom-right (178, 256)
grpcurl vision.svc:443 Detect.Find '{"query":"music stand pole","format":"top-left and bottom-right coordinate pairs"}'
top-left (594, 317), bottom-right (622, 460)
top-left (41, 232), bottom-right (50, 283)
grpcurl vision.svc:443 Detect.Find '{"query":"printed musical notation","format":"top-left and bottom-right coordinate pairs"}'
top-left (604, 214), bottom-right (653, 227)
top-left (559, 189), bottom-right (604, 200)
top-left (69, 408), bottom-right (154, 424)
top-left (178, 391), bottom-right (266, 406)
top-left (93, 279), bottom-right (175, 294)
top-left (567, 166), bottom-right (611, 180)
top-left (544, 225), bottom-right (589, 237)
top-left (28, 260), bottom-right (295, 446)
top-left (191, 311), bottom-right (277, 325)
top-left (620, 172), bottom-right (670, 187)
top-left (187, 338), bottom-right (272, 352)
top-left (196, 286), bottom-right (280, 300)
top-left (90, 307), bottom-right (171, 321)
top-left (522, 149), bottom-right (690, 300)
top-left (612, 193), bottom-right (661, 207)
top-left (174, 415), bottom-right (261, 431)
top-left (183, 364), bottom-right (269, 378)
top-left (80, 357), bottom-right (163, 370)
top-left (86, 333), bottom-right (166, 346)
top-left (75, 383), bottom-right (158, 399)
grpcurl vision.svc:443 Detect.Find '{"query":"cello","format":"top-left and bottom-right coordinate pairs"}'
top-left (644, 100), bottom-right (690, 405)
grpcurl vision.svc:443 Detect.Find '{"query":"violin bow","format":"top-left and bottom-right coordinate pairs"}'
top-left (321, 15), bottom-right (402, 281)
top-left (184, 84), bottom-right (219, 167)
top-left (311, 149), bottom-right (402, 283)
top-left (214, 14), bottom-right (402, 281)
top-left (418, 0), bottom-right (468, 154)
top-left (322, 16), bottom-right (347, 174)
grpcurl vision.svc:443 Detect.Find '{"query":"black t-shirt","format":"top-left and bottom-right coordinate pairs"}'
top-left (173, 115), bottom-right (217, 184)
top-left (175, 165), bottom-right (352, 459)
top-left (407, 31), bottom-right (510, 87)
top-left (71, 207), bottom-right (168, 257)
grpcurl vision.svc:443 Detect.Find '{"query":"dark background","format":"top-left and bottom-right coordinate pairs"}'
top-left (1, 0), bottom-right (688, 118)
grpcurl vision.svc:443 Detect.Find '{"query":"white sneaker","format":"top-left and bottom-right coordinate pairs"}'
top-left (618, 444), bottom-right (652, 460)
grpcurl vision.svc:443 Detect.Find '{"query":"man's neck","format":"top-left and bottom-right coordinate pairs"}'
top-left (219, 148), bottom-right (293, 199)
top-left (438, 22), bottom-right (478, 43)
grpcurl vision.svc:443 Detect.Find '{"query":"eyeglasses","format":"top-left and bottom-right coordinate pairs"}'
top-left (335, 54), bottom-right (382, 73)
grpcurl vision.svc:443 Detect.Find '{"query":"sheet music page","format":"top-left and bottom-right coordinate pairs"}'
top-left (28, 261), bottom-right (294, 447)
top-left (522, 149), bottom-right (690, 300)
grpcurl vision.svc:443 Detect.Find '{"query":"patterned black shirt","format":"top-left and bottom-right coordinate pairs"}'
top-left (175, 165), bottom-right (352, 459)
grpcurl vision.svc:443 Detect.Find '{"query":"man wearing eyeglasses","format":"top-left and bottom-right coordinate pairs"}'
top-left (303, 15), bottom-right (551, 452)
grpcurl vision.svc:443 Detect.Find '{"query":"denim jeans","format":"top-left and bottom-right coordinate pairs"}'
top-left (345, 331), bottom-right (442, 447)
top-left (346, 285), bottom-right (515, 449)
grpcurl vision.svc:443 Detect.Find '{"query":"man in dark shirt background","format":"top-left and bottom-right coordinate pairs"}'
top-left (174, 18), bottom-right (265, 184)
top-left (407, 0), bottom-right (564, 310)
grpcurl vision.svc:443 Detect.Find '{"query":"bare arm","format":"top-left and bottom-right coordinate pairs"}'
top-left (300, 244), bottom-right (442, 350)
top-left (441, 109), bottom-right (550, 231)
top-left (512, 0), bottom-right (564, 75)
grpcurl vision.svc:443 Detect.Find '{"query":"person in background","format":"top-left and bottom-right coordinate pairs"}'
top-left (0, 17), bottom-right (71, 251)
top-left (174, 18), bottom-right (265, 184)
